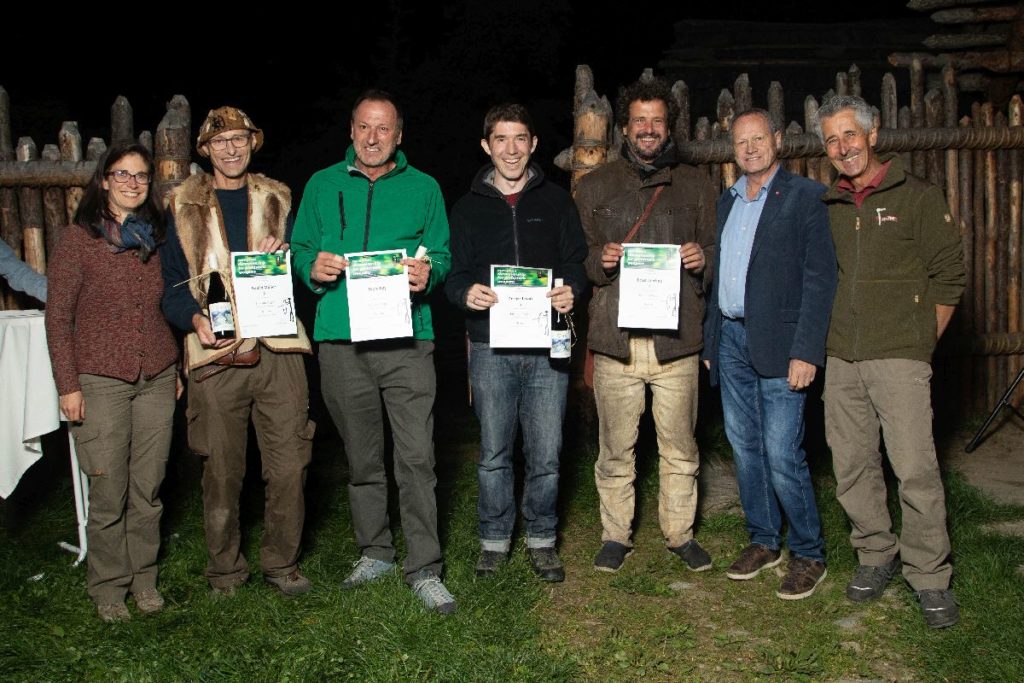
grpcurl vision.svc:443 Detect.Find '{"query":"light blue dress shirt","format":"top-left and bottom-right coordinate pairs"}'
top-left (0, 238), bottom-right (47, 302)
top-left (718, 166), bottom-right (780, 318)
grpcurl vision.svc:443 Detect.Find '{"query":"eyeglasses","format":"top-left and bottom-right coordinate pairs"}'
top-left (107, 170), bottom-right (152, 185)
top-left (207, 133), bottom-right (251, 151)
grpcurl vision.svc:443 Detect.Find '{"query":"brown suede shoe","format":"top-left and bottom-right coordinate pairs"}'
top-left (264, 569), bottom-right (312, 596)
top-left (97, 602), bottom-right (131, 623)
top-left (776, 556), bottom-right (827, 600)
top-left (725, 544), bottom-right (783, 580)
top-left (132, 588), bottom-right (165, 614)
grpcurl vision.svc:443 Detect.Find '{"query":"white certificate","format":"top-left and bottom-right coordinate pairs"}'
top-left (230, 250), bottom-right (297, 338)
top-left (345, 249), bottom-right (412, 342)
top-left (618, 243), bottom-right (680, 329)
top-left (489, 265), bottom-right (551, 348)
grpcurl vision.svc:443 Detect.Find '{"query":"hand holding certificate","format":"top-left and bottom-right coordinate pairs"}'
top-left (230, 250), bottom-right (297, 338)
top-left (489, 265), bottom-right (552, 348)
top-left (617, 243), bottom-right (680, 329)
top-left (345, 249), bottom-right (413, 342)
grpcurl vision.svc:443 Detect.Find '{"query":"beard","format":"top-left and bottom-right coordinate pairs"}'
top-left (626, 134), bottom-right (670, 163)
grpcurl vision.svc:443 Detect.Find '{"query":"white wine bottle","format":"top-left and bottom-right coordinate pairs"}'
top-left (207, 254), bottom-right (235, 340)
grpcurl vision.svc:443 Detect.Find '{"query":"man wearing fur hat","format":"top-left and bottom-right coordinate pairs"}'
top-left (160, 107), bottom-right (315, 597)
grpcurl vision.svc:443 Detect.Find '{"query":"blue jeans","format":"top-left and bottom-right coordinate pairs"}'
top-left (469, 342), bottom-right (568, 550)
top-left (718, 319), bottom-right (824, 562)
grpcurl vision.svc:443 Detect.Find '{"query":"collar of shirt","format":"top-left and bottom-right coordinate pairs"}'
top-left (837, 160), bottom-right (891, 209)
top-left (729, 164), bottom-right (781, 203)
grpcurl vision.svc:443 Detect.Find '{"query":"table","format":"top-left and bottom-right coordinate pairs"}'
top-left (0, 310), bottom-right (88, 564)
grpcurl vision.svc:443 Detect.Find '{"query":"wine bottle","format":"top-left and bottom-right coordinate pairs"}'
top-left (550, 277), bottom-right (570, 360)
top-left (206, 254), bottom-right (235, 340)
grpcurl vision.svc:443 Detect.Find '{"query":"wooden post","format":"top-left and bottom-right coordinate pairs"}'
top-left (767, 81), bottom-right (785, 132)
top-left (154, 95), bottom-right (192, 202)
top-left (910, 58), bottom-right (927, 177)
top-left (694, 117), bottom-right (712, 182)
top-left (972, 102), bottom-right (987, 410)
top-left (86, 137), bottom-right (107, 161)
top-left (672, 80), bottom-right (690, 143)
top-left (1008, 96), bottom-right (1023, 393)
top-left (734, 73), bottom-right (752, 115)
top-left (111, 95), bottom-right (134, 147)
top-left (60, 121), bottom-right (84, 220)
top-left (848, 64), bottom-right (862, 98)
top-left (710, 122), bottom-right (724, 190)
top-left (16, 138), bottom-right (45, 277)
top-left (924, 90), bottom-right (945, 187)
top-left (881, 73), bottom-right (899, 130)
top-left (784, 122), bottom-right (807, 176)
top-left (41, 144), bottom-right (67, 258)
top-left (958, 115), bottom-right (976, 409)
top-left (982, 103), bottom-right (999, 408)
top-left (995, 113), bottom-right (1009, 400)
top-left (0, 86), bottom-right (14, 308)
top-left (835, 71), bottom-right (849, 96)
top-left (898, 106), bottom-right (913, 171)
top-left (717, 90), bottom-right (736, 189)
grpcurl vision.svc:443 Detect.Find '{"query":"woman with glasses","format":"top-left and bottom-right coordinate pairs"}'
top-left (46, 143), bottom-right (180, 623)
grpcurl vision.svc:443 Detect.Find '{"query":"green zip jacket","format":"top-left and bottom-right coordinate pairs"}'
top-left (823, 154), bottom-right (965, 363)
top-left (291, 146), bottom-right (451, 341)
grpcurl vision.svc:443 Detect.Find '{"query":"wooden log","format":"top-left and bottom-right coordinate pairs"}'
top-left (784, 122), bottom-right (807, 176)
top-left (60, 122), bottom-right (84, 220)
top-left (995, 125), bottom-right (1009, 399)
top-left (911, 59), bottom-right (927, 177)
top-left (0, 86), bottom-right (11, 161)
top-left (1008, 97), bottom-right (1023, 391)
top-left (733, 73), bottom-right (751, 117)
top-left (924, 90), bottom-right (945, 186)
top-left (712, 122), bottom-right (727, 190)
top-left (694, 117), bottom-right (713, 181)
top-left (0, 161), bottom-right (96, 187)
top-left (672, 80), bottom-right (690, 143)
top-left (958, 115), bottom-right (975, 409)
top-left (889, 50), bottom-right (1024, 73)
top-left (908, 0), bottom-right (997, 9)
top-left (139, 130), bottom-right (153, 153)
top-left (942, 65), bottom-right (960, 223)
top-left (15, 137), bottom-right (46, 276)
top-left (835, 71), bottom-right (849, 97)
top-left (848, 64), bottom-right (862, 98)
top-left (898, 106), bottom-right (914, 172)
top-left (574, 64), bottom-right (594, 112)
top-left (86, 138), bottom-right (107, 161)
top-left (111, 95), bottom-right (133, 147)
top-left (717, 91), bottom-right (736, 190)
top-left (924, 32), bottom-right (1008, 50)
top-left (803, 95), bottom-right (824, 184)
top-left (40, 148), bottom-right (66, 255)
top-left (154, 95), bottom-right (191, 201)
top-left (767, 81), bottom-right (785, 132)
top-left (0, 189), bottom-right (19, 310)
top-left (932, 6), bottom-right (1021, 23)
top-left (881, 73), bottom-right (898, 130)
top-left (972, 105), bottom-right (987, 411)
top-left (982, 103), bottom-right (999, 408)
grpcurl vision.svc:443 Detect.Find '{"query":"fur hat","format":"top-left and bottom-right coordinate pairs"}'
top-left (196, 106), bottom-right (264, 157)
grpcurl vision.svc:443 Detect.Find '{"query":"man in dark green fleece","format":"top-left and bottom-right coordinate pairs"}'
top-left (290, 90), bottom-right (455, 614)
top-left (816, 95), bottom-right (965, 629)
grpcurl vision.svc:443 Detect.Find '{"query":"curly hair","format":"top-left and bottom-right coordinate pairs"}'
top-left (615, 76), bottom-right (679, 130)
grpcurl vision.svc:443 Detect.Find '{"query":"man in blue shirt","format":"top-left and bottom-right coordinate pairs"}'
top-left (703, 108), bottom-right (837, 599)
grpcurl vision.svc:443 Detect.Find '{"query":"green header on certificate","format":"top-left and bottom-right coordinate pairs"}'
top-left (348, 251), bottom-right (406, 279)
top-left (623, 246), bottom-right (678, 270)
top-left (492, 266), bottom-right (550, 288)
top-left (233, 252), bottom-right (289, 277)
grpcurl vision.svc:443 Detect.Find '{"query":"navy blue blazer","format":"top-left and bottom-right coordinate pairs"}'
top-left (703, 167), bottom-right (837, 385)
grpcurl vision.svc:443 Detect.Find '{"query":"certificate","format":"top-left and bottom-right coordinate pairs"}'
top-left (345, 249), bottom-right (412, 342)
top-left (230, 250), bottom-right (297, 338)
top-left (618, 243), bottom-right (680, 329)
top-left (489, 265), bottom-right (551, 348)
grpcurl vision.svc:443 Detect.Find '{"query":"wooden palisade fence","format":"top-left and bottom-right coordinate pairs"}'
top-left (556, 64), bottom-right (1024, 414)
top-left (0, 88), bottom-right (192, 310)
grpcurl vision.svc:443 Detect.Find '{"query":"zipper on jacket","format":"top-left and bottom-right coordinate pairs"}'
top-left (363, 181), bottom-right (375, 250)
top-left (511, 203), bottom-right (521, 265)
top-left (338, 191), bottom-right (347, 241)
top-left (852, 210), bottom-right (862, 356)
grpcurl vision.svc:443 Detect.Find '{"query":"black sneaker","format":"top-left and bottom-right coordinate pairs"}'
top-left (528, 547), bottom-right (565, 582)
top-left (846, 556), bottom-right (901, 602)
top-left (916, 589), bottom-right (960, 628)
top-left (594, 541), bottom-right (633, 573)
top-left (475, 550), bottom-right (507, 577)
top-left (668, 539), bottom-right (713, 572)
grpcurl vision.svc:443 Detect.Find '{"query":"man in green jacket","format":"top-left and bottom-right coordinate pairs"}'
top-left (291, 90), bottom-right (455, 614)
top-left (816, 95), bottom-right (965, 628)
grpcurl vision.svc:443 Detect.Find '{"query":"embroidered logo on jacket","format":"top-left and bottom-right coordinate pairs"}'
top-left (876, 208), bottom-right (899, 226)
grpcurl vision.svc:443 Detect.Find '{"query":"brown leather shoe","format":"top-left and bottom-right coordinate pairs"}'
top-left (776, 556), bottom-right (827, 600)
top-left (132, 588), bottom-right (165, 614)
top-left (725, 543), bottom-right (782, 580)
top-left (264, 569), bottom-right (312, 596)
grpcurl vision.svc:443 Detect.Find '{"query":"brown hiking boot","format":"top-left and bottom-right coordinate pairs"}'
top-left (132, 588), bottom-right (165, 614)
top-left (725, 544), bottom-right (783, 580)
top-left (96, 602), bottom-right (131, 623)
top-left (776, 556), bottom-right (827, 600)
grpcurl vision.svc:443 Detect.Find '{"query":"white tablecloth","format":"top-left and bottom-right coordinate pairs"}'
top-left (0, 310), bottom-right (61, 498)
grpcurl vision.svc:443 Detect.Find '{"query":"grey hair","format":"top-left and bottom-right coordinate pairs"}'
top-left (733, 108), bottom-right (780, 136)
top-left (814, 94), bottom-right (876, 143)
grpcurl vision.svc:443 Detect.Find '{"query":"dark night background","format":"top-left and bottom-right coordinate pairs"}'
top-left (3, 2), bottom-right (926, 203)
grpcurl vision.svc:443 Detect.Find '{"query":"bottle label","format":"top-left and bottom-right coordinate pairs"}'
top-left (550, 329), bottom-right (570, 359)
top-left (209, 301), bottom-right (235, 334)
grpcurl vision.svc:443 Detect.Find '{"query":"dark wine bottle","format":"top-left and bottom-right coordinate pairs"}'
top-left (206, 254), bottom-right (235, 340)
top-left (550, 277), bottom-right (570, 359)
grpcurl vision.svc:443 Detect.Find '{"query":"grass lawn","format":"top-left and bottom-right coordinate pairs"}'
top-left (1, 390), bottom-right (1022, 682)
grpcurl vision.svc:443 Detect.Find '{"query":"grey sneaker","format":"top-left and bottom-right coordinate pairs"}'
top-left (475, 550), bottom-right (507, 577)
top-left (668, 539), bottom-right (713, 572)
top-left (132, 588), bottom-right (165, 614)
top-left (341, 556), bottom-right (396, 589)
top-left (917, 589), bottom-right (960, 628)
top-left (528, 547), bottom-right (565, 582)
top-left (97, 602), bottom-right (131, 623)
top-left (846, 556), bottom-right (901, 602)
top-left (594, 541), bottom-right (633, 573)
top-left (265, 569), bottom-right (312, 596)
top-left (410, 570), bottom-right (457, 615)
